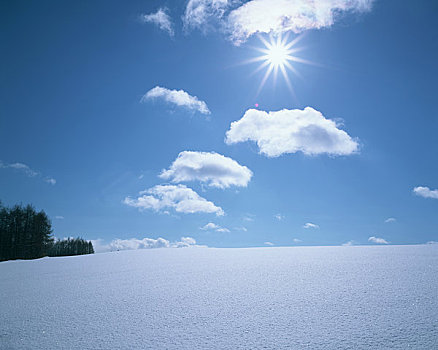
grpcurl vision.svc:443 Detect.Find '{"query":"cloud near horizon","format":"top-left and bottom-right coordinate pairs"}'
top-left (184, 0), bottom-right (374, 45)
top-left (91, 236), bottom-right (203, 253)
top-left (141, 8), bottom-right (174, 36)
top-left (142, 86), bottom-right (210, 115)
top-left (123, 184), bottom-right (224, 216)
top-left (225, 107), bottom-right (358, 157)
top-left (368, 236), bottom-right (389, 244)
top-left (413, 186), bottom-right (438, 199)
top-left (160, 151), bottom-right (253, 189)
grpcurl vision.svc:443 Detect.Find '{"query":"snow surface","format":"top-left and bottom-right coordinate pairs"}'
top-left (1, 245), bottom-right (438, 349)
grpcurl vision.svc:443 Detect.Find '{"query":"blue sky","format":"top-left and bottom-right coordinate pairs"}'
top-left (1, 0), bottom-right (437, 250)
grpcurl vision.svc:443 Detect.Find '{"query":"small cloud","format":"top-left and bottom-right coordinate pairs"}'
top-left (368, 236), bottom-right (389, 244)
top-left (123, 184), bottom-right (224, 216)
top-left (342, 240), bottom-right (355, 246)
top-left (45, 178), bottom-right (56, 185)
top-left (413, 186), bottom-right (438, 199)
top-left (142, 86), bottom-right (210, 115)
top-left (54, 216), bottom-right (64, 220)
top-left (426, 241), bottom-right (438, 245)
top-left (160, 151), bottom-right (252, 189)
top-left (138, 174), bottom-right (144, 179)
top-left (264, 241), bottom-right (274, 246)
top-left (234, 226), bottom-right (248, 232)
top-left (293, 238), bottom-right (302, 243)
top-left (200, 222), bottom-right (230, 233)
top-left (274, 213), bottom-right (284, 221)
top-left (0, 161), bottom-right (55, 185)
top-left (384, 217), bottom-right (396, 223)
top-left (225, 107), bottom-right (358, 157)
top-left (303, 222), bottom-right (319, 229)
top-left (141, 8), bottom-right (174, 36)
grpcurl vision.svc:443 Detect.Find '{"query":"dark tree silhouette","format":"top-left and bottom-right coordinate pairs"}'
top-left (48, 237), bottom-right (94, 257)
top-left (0, 203), bottom-right (94, 261)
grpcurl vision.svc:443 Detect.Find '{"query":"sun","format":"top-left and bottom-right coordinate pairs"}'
top-left (247, 33), bottom-right (309, 94)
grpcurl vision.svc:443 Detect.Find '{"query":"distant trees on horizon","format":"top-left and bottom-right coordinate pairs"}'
top-left (0, 202), bottom-right (94, 261)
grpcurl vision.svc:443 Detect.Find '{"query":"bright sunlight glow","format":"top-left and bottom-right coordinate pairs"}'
top-left (245, 33), bottom-right (311, 95)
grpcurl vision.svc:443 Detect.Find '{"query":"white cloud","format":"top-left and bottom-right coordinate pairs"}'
top-left (183, 0), bottom-right (230, 30)
top-left (293, 238), bottom-right (302, 243)
top-left (54, 216), bottom-right (64, 220)
top-left (160, 151), bottom-right (252, 189)
top-left (226, 0), bottom-right (373, 45)
top-left (45, 177), bottom-right (56, 185)
top-left (274, 213), bottom-right (284, 220)
top-left (142, 86), bottom-right (210, 115)
top-left (427, 241), bottom-right (438, 245)
top-left (303, 222), bottom-right (319, 229)
top-left (264, 241), bottom-right (274, 246)
top-left (183, 0), bottom-right (373, 45)
top-left (413, 186), bottom-right (438, 199)
top-left (384, 217), bottom-right (396, 223)
top-left (123, 184), bottom-right (224, 216)
top-left (0, 161), bottom-right (56, 184)
top-left (368, 236), bottom-right (389, 244)
top-left (342, 240), bottom-right (355, 246)
top-left (200, 222), bottom-right (230, 232)
top-left (141, 8), bottom-right (174, 36)
top-left (235, 226), bottom-right (248, 232)
top-left (225, 107), bottom-right (358, 157)
top-left (91, 236), bottom-right (203, 253)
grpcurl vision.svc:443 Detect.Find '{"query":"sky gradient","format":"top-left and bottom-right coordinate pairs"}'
top-left (1, 0), bottom-right (437, 250)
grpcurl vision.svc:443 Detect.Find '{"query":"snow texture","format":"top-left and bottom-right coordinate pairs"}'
top-left (1, 245), bottom-right (438, 349)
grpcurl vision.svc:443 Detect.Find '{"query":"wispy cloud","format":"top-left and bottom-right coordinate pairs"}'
top-left (54, 216), bottom-right (64, 220)
top-left (413, 186), bottom-right (438, 199)
top-left (293, 238), bottom-right (302, 243)
top-left (183, 0), bottom-right (230, 31)
top-left (160, 151), bottom-right (252, 189)
top-left (91, 236), bottom-right (204, 253)
top-left (123, 184), bottom-right (224, 216)
top-left (384, 217), bottom-right (396, 223)
top-left (342, 240), bottom-right (355, 246)
top-left (141, 8), bottom-right (174, 36)
top-left (0, 161), bottom-right (56, 185)
top-left (183, 0), bottom-right (374, 45)
top-left (274, 213), bottom-right (284, 221)
top-left (200, 222), bottom-right (230, 232)
top-left (303, 222), bottom-right (319, 229)
top-left (225, 107), bottom-right (358, 157)
top-left (368, 236), bottom-right (389, 244)
top-left (264, 241), bottom-right (274, 246)
top-left (142, 86), bottom-right (210, 115)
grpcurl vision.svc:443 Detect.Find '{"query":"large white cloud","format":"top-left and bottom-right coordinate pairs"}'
top-left (225, 107), bottom-right (358, 157)
top-left (227, 0), bottom-right (373, 44)
top-left (142, 86), bottom-right (210, 115)
top-left (160, 151), bottom-right (253, 189)
top-left (413, 186), bottom-right (438, 199)
top-left (123, 184), bottom-right (224, 216)
top-left (141, 8), bottom-right (174, 36)
top-left (91, 236), bottom-right (203, 253)
top-left (183, 0), bottom-right (373, 45)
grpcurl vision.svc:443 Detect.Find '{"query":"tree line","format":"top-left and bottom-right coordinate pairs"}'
top-left (0, 202), bottom-right (94, 261)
